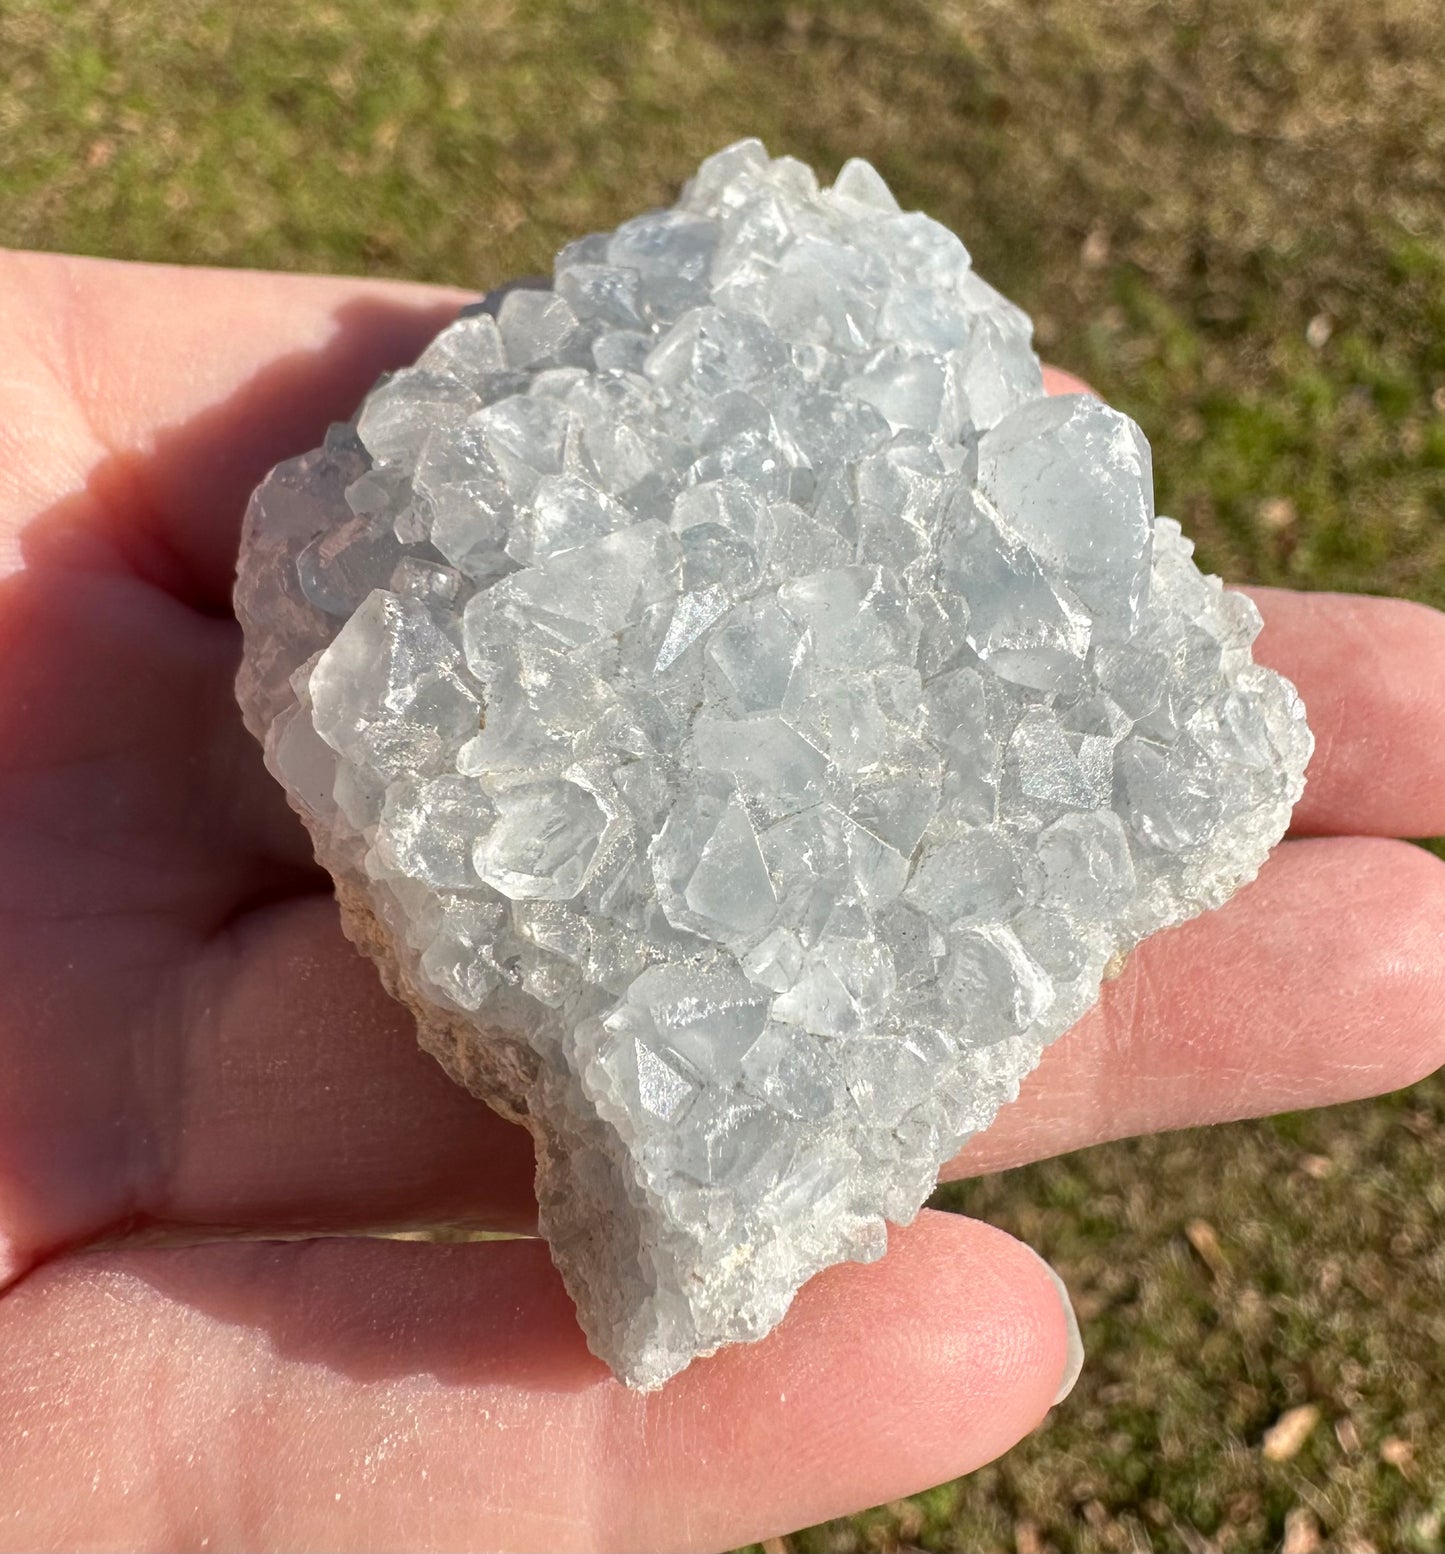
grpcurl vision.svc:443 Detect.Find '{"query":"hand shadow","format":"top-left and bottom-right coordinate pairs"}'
top-left (120, 1236), bottom-right (609, 1394)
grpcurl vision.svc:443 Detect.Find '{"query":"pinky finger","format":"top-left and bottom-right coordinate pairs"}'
top-left (0, 1221), bottom-right (1073, 1553)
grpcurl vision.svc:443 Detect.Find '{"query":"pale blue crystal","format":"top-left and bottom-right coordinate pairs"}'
top-left (472, 778), bottom-right (607, 900)
top-left (236, 139), bottom-right (1313, 1395)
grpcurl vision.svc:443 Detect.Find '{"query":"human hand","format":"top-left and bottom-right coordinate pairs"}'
top-left (1, 251), bottom-right (1441, 1553)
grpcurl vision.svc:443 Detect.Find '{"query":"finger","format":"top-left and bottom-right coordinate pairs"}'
top-left (0, 895), bottom-right (539, 1287)
top-left (0, 1218), bottom-right (1072, 1553)
top-left (1244, 586), bottom-right (1445, 839)
top-left (1041, 364), bottom-right (1096, 397)
top-left (0, 250), bottom-right (1076, 615)
top-left (0, 250), bottom-right (473, 609)
top-left (10, 830), bottom-right (1442, 1279)
top-left (34, 265), bottom-right (1438, 866)
top-left (22, 256), bottom-right (1441, 844)
top-left (947, 835), bottom-right (1445, 1180)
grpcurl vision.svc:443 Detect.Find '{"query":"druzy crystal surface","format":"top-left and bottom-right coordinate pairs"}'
top-left (235, 140), bottom-right (1312, 1388)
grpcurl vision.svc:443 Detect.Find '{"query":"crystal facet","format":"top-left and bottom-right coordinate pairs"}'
top-left (235, 140), bottom-right (1313, 1389)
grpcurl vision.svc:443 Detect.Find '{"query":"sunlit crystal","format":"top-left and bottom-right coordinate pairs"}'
top-left (235, 140), bottom-right (1312, 1390)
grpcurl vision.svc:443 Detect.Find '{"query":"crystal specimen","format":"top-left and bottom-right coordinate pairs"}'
top-left (235, 139), bottom-right (1313, 1389)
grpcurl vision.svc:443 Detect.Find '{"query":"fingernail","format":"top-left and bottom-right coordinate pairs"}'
top-left (1032, 1251), bottom-right (1085, 1405)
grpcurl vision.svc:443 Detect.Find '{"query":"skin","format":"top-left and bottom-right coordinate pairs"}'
top-left (0, 250), bottom-right (1442, 1553)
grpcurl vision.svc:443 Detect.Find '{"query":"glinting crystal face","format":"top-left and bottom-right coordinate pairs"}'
top-left (235, 139), bottom-right (1313, 1388)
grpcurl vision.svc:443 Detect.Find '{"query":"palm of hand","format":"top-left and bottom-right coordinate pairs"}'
top-left (0, 251), bottom-right (1441, 1553)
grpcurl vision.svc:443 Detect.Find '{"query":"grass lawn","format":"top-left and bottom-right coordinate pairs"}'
top-left (3, 1), bottom-right (1442, 1547)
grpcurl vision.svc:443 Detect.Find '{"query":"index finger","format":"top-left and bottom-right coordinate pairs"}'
top-left (10, 252), bottom-right (1440, 838)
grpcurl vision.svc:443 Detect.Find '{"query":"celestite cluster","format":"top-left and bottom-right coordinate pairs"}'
top-left (235, 140), bottom-right (1312, 1388)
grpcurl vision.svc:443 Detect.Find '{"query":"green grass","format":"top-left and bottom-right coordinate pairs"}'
top-left (3, 2), bottom-right (1443, 1547)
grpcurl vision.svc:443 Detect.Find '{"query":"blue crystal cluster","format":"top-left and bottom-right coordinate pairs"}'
top-left (236, 141), bottom-right (1312, 1387)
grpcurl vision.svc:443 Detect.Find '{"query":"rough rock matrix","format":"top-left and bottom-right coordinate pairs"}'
top-left (235, 140), bottom-right (1312, 1388)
